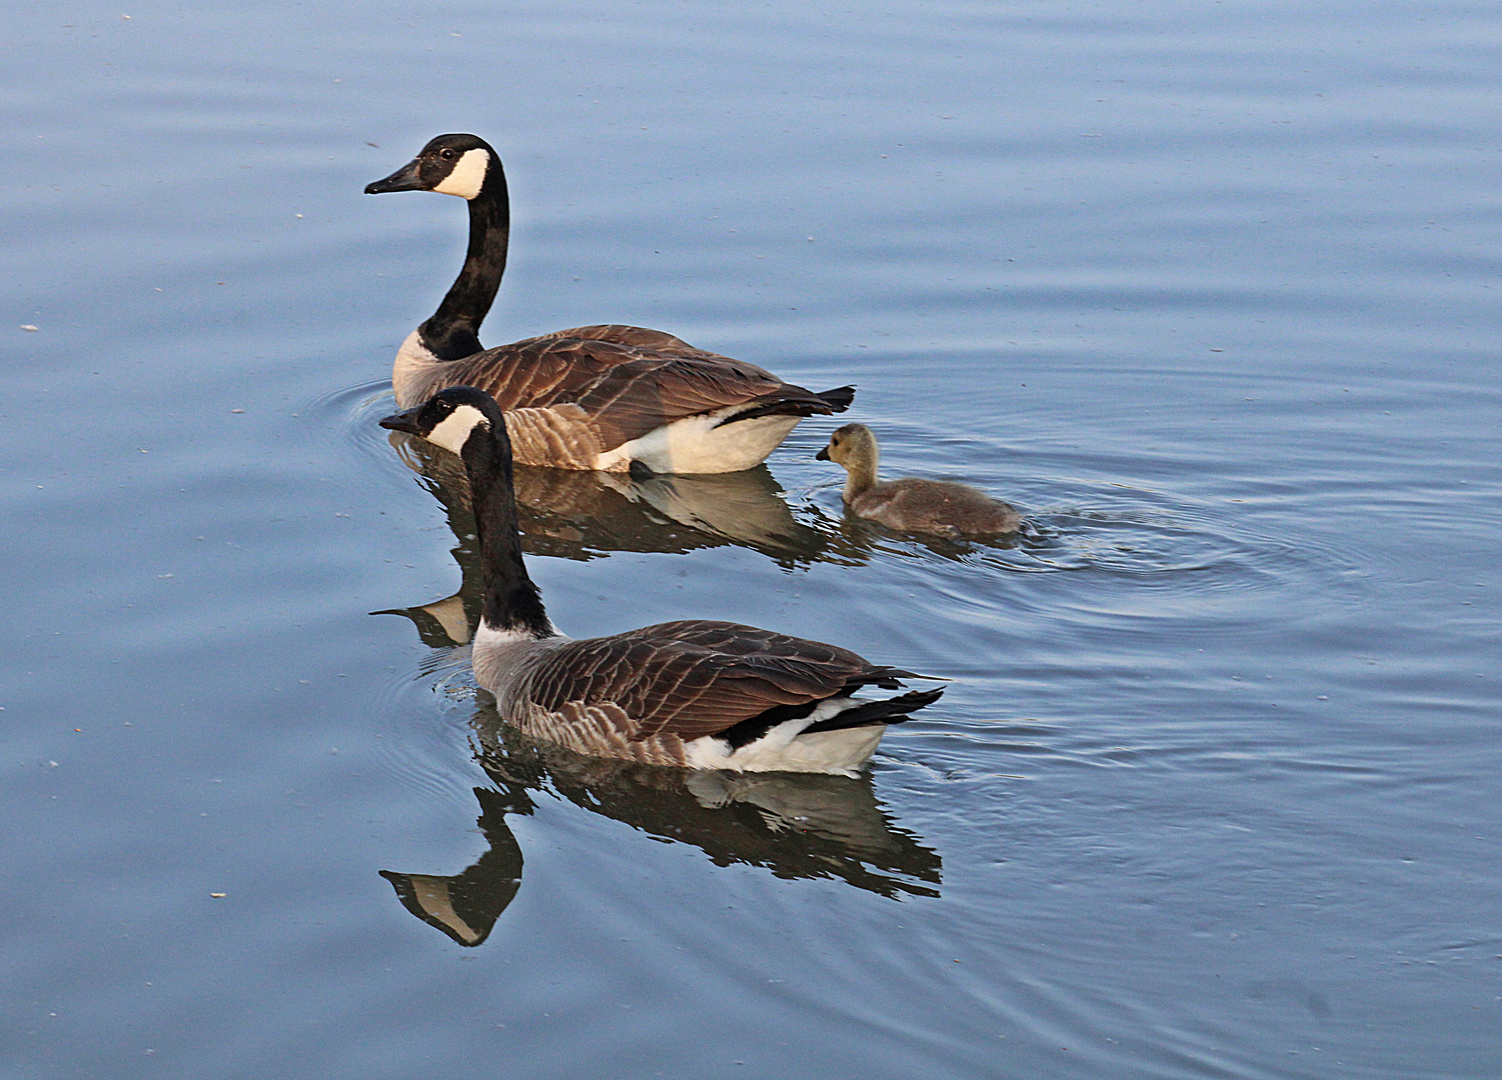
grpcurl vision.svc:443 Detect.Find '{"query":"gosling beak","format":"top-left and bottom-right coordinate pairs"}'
top-left (814, 446), bottom-right (830, 461)
top-left (365, 157), bottom-right (425, 195)
top-left (378, 405), bottom-right (423, 434)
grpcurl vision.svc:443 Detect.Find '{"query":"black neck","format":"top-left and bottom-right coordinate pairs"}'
top-left (462, 418), bottom-right (553, 639)
top-left (419, 168), bottom-right (510, 362)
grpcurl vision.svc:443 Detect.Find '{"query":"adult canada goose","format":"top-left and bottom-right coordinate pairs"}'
top-left (365, 133), bottom-right (854, 474)
top-left (380, 387), bottom-right (942, 775)
top-left (817, 423), bottom-right (1023, 539)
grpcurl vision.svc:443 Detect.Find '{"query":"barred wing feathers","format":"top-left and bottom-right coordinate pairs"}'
top-left (429, 331), bottom-right (849, 448)
top-left (515, 620), bottom-right (920, 744)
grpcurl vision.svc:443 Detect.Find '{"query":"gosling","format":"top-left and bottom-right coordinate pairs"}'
top-left (816, 423), bottom-right (1022, 539)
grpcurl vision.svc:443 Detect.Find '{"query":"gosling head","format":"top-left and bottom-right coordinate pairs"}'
top-left (365, 133), bottom-right (498, 201)
top-left (815, 422), bottom-right (877, 467)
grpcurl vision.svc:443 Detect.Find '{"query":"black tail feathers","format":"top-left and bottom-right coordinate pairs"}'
top-left (814, 385), bottom-right (856, 412)
top-left (802, 687), bottom-right (945, 735)
top-left (716, 384), bottom-right (857, 426)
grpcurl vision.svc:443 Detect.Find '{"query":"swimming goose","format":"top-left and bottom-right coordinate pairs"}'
top-left (816, 423), bottom-right (1023, 538)
top-left (365, 133), bottom-right (854, 473)
top-left (380, 387), bottom-right (942, 775)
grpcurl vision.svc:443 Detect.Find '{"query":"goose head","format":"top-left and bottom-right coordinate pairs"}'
top-left (365, 133), bottom-right (498, 201)
top-left (815, 422), bottom-right (878, 467)
top-left (380, 386), bottom-right (554, 643)
top-left (380, 385), bottom-right (497, 455)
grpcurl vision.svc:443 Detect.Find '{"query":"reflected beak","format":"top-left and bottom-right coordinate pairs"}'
top-left (365, 157), bottom-right (425, 195)
top-left (814, 446), bottom-right (830, 461)
top-left (378, 405), bottom-right (423, 434)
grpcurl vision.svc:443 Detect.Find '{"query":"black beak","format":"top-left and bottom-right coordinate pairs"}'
top-left (814, 446), bottom-right (830, 461)
top-left (379, 404), bottom-right (424, 434)
top-left (365, 157), bottom-right (425, 195)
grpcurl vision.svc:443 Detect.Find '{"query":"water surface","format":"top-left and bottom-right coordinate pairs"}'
top-left (3, 1), bottom-right (1499, 1077)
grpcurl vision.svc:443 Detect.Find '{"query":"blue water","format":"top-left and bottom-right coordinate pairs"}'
top-left (3, 1), bottom-right (1499, 1077)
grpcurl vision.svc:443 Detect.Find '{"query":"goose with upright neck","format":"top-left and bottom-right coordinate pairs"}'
top-left (380, 387), bottom-right (942, 775)
top-left (366, 134), bottom-right (854, 474)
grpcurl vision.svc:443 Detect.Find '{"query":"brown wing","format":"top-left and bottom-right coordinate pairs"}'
top-left (525, 324), bottom-right (716, 357)
top-left (515, 620), bottom-right (890, 744)
top-left (427, 331), bottom-right (847, 447)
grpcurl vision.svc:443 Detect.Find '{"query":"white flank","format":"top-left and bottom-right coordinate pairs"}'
top-left (595, 409), bottom-right (802, 474)
top-left (424, 403), bottom-right (489, 454)
top-left (432, 148), bottom-right (490, 199)
top-left (682, 696), bottom-right (887, 777)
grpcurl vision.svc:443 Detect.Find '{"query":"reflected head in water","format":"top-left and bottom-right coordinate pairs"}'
top-left (379, 387), bottom-right (945, 775)
top-left (378, 784), bottom-right (531, 947)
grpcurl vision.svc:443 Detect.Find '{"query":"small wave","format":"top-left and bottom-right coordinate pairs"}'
top-left (362, 657), bottom-right (484, 803)
top-left (301, 378), bottom-right (401, 462)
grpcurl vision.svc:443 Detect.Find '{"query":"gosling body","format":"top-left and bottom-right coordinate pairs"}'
top-left (817, 423), bottom-right (1021, 539)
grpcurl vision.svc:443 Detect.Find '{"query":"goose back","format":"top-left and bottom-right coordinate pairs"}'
top-left (393, 325), bottom-right (847, 472)
top-left (479, 619), bottom-right (932, 769)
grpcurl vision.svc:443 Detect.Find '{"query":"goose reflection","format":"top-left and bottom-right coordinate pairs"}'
top-left (379, 783), bottom-right (527, 946)
top-left (378, 431), bottom-right (864, 646)
top-left (380, 707), bottom-right (942, 944)
top-left (390, 429), bottom-right (842, 563)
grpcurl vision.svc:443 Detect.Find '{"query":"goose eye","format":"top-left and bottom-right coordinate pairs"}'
top-left (439, 148), bottom-right (456, 160)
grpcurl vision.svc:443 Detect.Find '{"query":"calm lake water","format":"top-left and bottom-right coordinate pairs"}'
top-left (4, 1), bottom-right (1500, 1077)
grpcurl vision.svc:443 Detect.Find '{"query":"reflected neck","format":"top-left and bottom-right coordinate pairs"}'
top-left (419, 169), bottom-right (510, 362)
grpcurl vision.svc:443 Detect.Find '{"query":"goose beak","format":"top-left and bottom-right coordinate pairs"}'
top-left (365, 157), bottom-right (425, 194)
top-left (814, 446), bottom-right (830, 461)
top-left (378, 404), bottom-right (423, 434)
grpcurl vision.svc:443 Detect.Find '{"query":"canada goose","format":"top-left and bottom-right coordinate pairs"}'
top-left (365, 133), bottom-right (854, 473)
top-left (816, 423), bottom-right (1023, 538)
top-left (380, 387), bottom-right (942, 775)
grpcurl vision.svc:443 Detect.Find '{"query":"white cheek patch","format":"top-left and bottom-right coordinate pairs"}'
top-left (426, 403), bottom-right (488, 453)
top-left (432, 148), bottom-right (490, 199)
